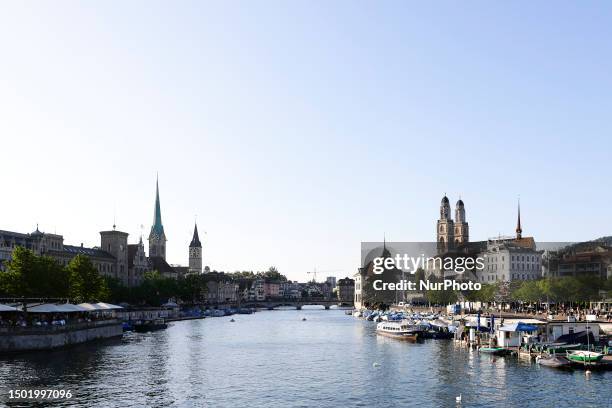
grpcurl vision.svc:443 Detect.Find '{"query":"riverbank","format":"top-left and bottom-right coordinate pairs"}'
top-left (0, 319), bottom-right (122, 353)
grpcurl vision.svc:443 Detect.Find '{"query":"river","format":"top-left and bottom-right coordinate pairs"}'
top-left (0, 308), bottom-right (610, 407)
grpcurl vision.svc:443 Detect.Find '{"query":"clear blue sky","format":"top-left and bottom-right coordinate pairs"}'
top-left (1, 2), bottom-right (611, 281)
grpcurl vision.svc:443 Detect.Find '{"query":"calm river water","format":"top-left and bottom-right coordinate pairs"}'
top-left (0, 308), bottom-right (610, 407)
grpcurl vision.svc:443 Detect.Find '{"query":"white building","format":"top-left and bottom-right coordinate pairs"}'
top-left (475, 238), bottom-right (542, 283)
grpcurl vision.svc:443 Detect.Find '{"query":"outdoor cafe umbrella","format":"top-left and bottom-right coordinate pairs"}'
top-left (476, 311), bottom-right (481, 331)
top-left (490, 314), bottom-right (495, 333)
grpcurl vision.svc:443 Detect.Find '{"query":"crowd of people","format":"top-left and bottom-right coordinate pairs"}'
top-left (0, 312), bottom-right (104, 328)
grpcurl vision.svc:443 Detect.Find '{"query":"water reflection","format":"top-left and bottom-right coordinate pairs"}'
top-left (0, 309), bottom-right (610, 407)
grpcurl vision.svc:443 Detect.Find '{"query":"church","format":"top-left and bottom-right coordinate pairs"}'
top-left (434, 194), bottom-right (539, 283)
top-left (144, 176), bottom-right (203, 279)
top-left (436, 195), bottom-right (469, 253)
top-left (0, 175), bottom-right (205, 288)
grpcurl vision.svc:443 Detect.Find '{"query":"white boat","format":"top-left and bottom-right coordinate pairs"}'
top-left (376, 322), bottom-right (418, 341)
top-left (566, 350), bottom-right (604, 363)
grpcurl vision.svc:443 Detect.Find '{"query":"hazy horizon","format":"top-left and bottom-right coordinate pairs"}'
top-left (2, 2), bottom-right (612, 281)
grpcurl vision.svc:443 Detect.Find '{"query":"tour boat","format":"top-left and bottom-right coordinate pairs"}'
top-left (566, 350), bottom-right (604, 363)
top-left (376, 322), bottom-right (418, 341)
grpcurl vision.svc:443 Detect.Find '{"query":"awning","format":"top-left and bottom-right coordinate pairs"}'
top-left (94, 302), bottom-right (123, 310)
top-left (499, 322), bottom-right (539, 332)
top-left (77, 303), bottom-right (105, 311)
top-left (23, 304), bottom-right (64, 313)
top-left (0, 304), bottom-right (17, 312)
top-left (54, 303), bottom-right (89, 312)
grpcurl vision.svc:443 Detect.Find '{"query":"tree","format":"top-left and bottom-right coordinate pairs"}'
top-left (177, 273), bottom-right (207, 304)
top-left (258, 266), bottom-right (287, 282)
top-left (424, 275), bottom-right (458, 305)
top-left (464, 283), bottom-right (497, 303)
top-left (513, 280), bottom-right (543, 303)
top-left (414, 268), bottom-right (425, 288)
top-left (67, 254), bottom-right (108, 302)
top-left (0, 247), bottom-right (69, 298)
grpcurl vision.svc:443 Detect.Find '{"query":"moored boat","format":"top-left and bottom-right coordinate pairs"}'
top-left (376, 322), bottom-right (418, 341)
top-left (566, 350), bottom-right (604, 363)
top-left (478, 347), bottom-right (509, 355)
top-left (134, 318), bottom-right (168, 333)
top-left (536, 355), bottom-right (572, 368)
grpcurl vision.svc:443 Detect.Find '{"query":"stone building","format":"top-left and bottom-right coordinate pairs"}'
top-left (100, 228), bottom-right (129, 286)
top-left (0, 226), bottom-right (133, 285)
top-left (336, 277), bottom-right (355, 303)
top-left (437, 195), bottom-right (469, 253)
top-left (127, 237), bottom-right (148, 287)
top-left (203, 272), bottom-right (238, 304)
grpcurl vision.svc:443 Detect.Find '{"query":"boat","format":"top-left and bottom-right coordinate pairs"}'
top-left (134, 318), bottom-right (168, 333)
top-left (376, 322), bottom-right (418, 341)
top-left (542, 343), bottom-right (582, 354)
top-left (566, 350), bottom-right (604, 363)
top-left (478, 347), bottom-right (509, 355)
top-left (536, 355), bottom-right (572, 368)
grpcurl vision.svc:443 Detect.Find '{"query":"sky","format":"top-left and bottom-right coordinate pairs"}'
top-left (1, 2), bottom-right (611, 282)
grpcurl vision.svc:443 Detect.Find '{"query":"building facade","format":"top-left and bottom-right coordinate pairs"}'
top-left (337, 277), bottom-right (355, 303)
top-left (437, 196), bottom-right (470, 253)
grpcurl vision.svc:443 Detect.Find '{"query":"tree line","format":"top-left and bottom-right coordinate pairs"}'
top-left (0, 247), bottom-right (209, 306)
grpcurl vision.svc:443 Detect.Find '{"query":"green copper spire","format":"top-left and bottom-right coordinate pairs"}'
top-left (151, 175), bottom-right (165, 237)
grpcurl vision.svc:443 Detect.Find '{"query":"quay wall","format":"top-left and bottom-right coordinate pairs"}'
top-left (0, 320), bottom-right (123, 353)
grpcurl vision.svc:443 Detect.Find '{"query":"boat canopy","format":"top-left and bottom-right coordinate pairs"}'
top-left (0, 304), bottom-right (17, 312)
top-left (499, 322), bottom-right (539, 332)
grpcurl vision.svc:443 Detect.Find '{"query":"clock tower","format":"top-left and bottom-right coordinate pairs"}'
top-left (189, 222), bottom-right (202, 273)
top-left (148, 175), bottom-right (167, 260)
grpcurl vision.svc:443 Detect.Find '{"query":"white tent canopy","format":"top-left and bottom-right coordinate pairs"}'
top-left (23, 304), bottom-right (64, 313)
top-left (0, 304), bottom-right (17, 312)
top-left (94, 302), bottom-right (123, 310)
top-left (55, 303), bottom-right (89, 312)
top-left (77, 302), bottom-right (123, 311)
top-left (77, 303), bottom-right (105, 311)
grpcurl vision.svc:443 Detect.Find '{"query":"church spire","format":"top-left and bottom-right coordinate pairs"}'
top-left (148, 174), bottom-right (167, 259)
top-left (516, 199), bottom-right (522, 239)
top-left (151, 174), bottom-right (164, 236)
top-left (190, 222), bottom-right (201, 248)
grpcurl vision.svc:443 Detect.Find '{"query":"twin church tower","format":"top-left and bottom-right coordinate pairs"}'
top-left (436, 195), bottom-right (469, 252)
top-left (148, 176), bottom-right (203, 274)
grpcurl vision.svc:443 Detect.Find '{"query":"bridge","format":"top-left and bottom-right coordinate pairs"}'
top-left (239, 298), bottom-right (353, 310)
